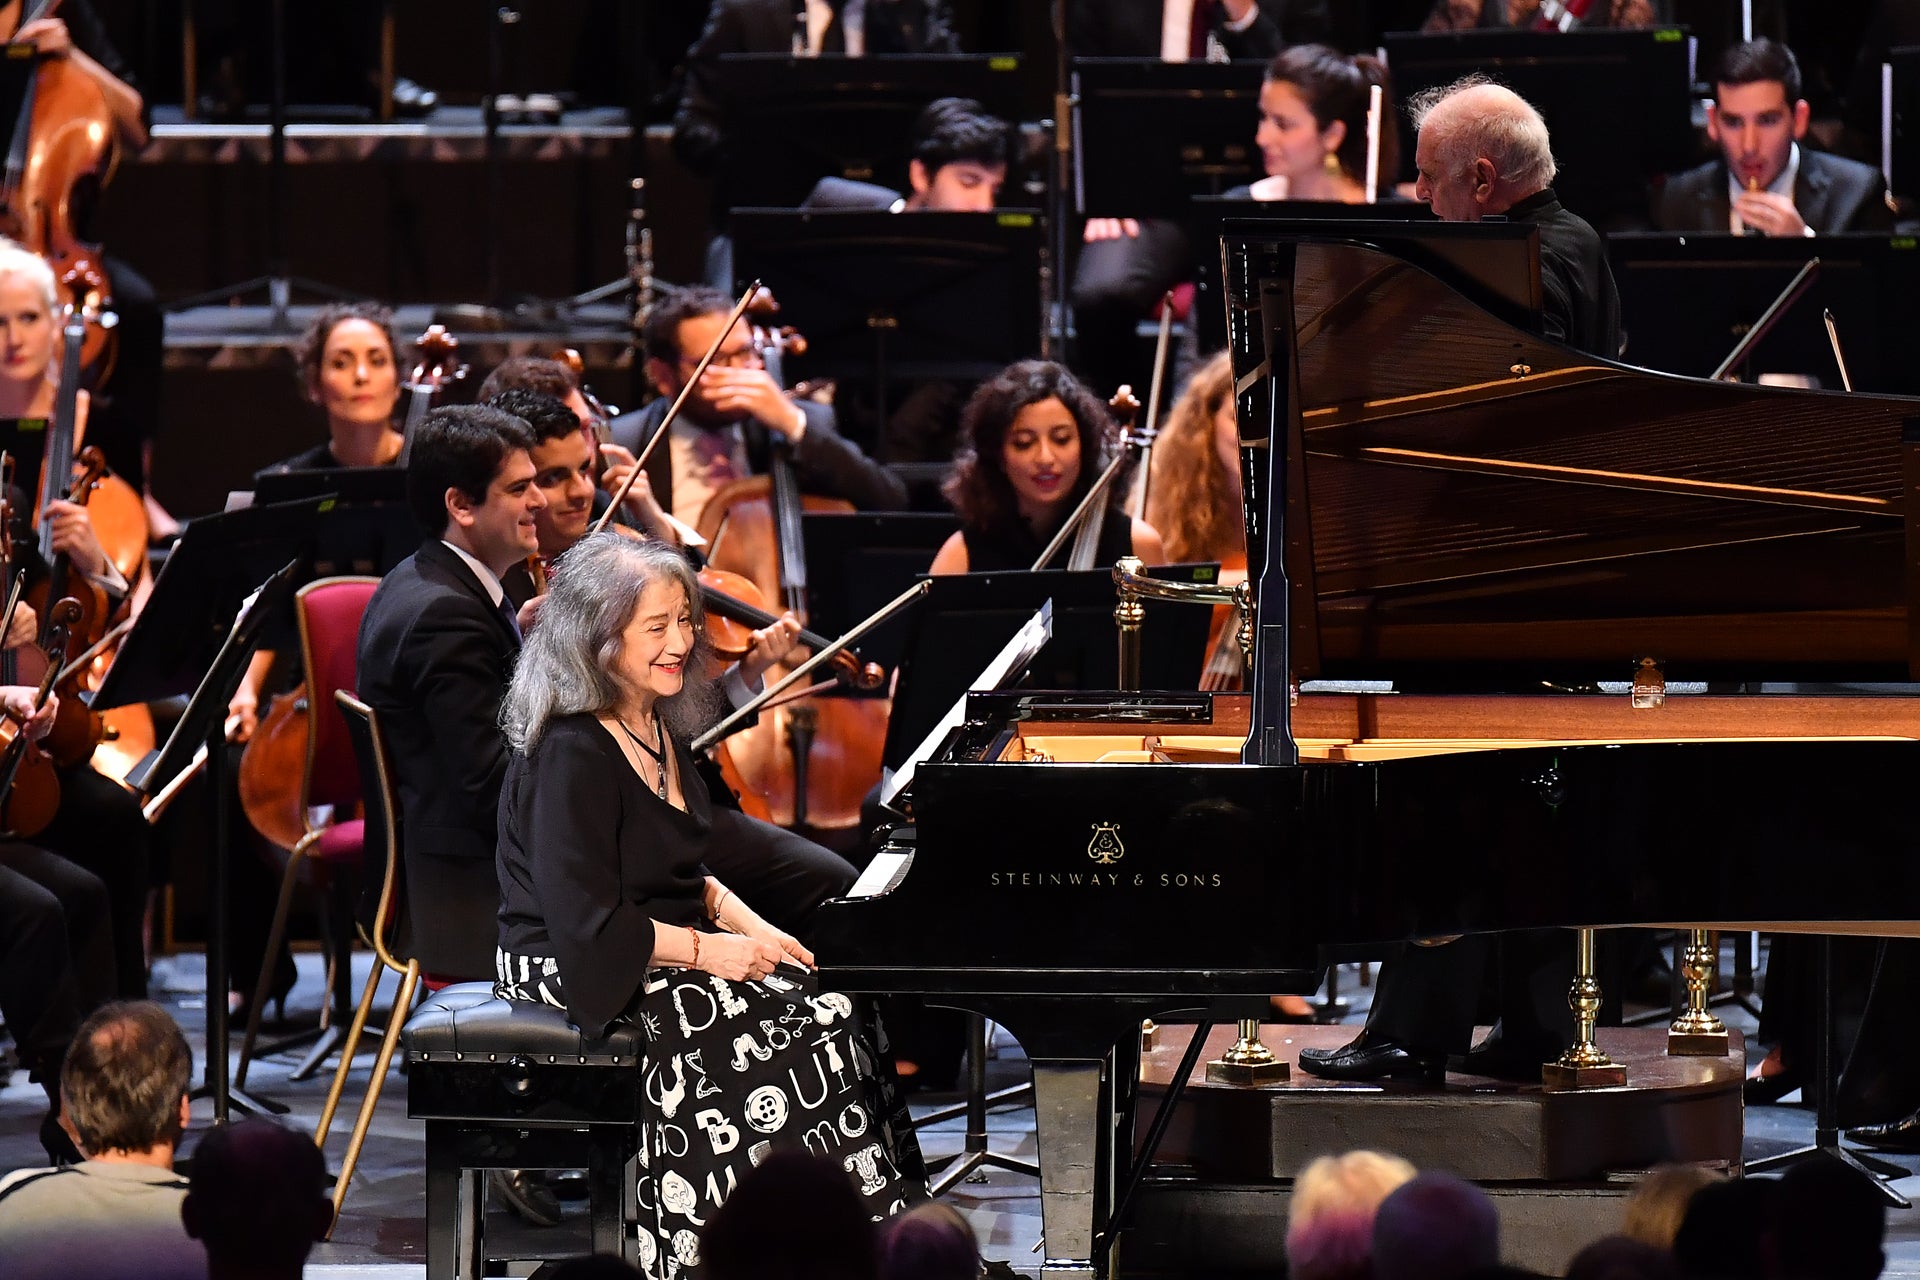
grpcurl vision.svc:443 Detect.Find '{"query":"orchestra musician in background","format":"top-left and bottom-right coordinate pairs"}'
top-left (4, 2), bottom-right (168, 533)
top-left (1653, 38), bottom-right (1893, 237)
top-left (0, 242), bottom-right (150, 1009)
top-left (607, 286), bottom-right (907, 529)
top-left (929, 360), bottom-right (1165, 575)
top-left (1236, 45), bottom-right (1398, 203)
top-left (1420, 0), bottom-right (1655, 30)
top-left (1299, 78), bottom-right (1625, 1084)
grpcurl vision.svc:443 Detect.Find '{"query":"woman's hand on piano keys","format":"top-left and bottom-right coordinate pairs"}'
top-left (699, 932), bottom-right (786, 982)
top-left (717, 892), bottom-right (816, 971)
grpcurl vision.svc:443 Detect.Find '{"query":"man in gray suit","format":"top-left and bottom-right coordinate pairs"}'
top-left (1654, 39), bottom-right (1892, 236)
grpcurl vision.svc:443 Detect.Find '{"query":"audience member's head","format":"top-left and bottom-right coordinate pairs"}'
top-left (1622, 1165), bottom-right (1724, 1250)
top-left (1671, 1176), bottom-right (1779, 1280)
top-left (1774, 1160), bottom-right (1886, 1280)
top-left (879, 1200), bottom-right (981, 1280)
top-left (1707, 40), bottom-right (1808, 196)
top-left (1258, 45), bottom-right (1398, 193)
top-left (700, 1151), bottom-right (879, 1280)
top-left (1409, 77), bottom-right (1557, 222)
top-left (61, 1001), bottom-right (193, 1161)
top-left (1285, 1150), bottom-right (1418, 1280)
top-left (1567, 1235), bottom-right (1682, 1280)
top-left (181, 1120), bottom-right (331, 1280)
top-left (906, 97), bottom-right (1010, 212)
top-left (1372, 1172), bottom-right (1500, 1280)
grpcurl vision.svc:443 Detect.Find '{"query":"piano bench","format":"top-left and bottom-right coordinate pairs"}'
top-left (403, 983), bottom-right (643, 1280)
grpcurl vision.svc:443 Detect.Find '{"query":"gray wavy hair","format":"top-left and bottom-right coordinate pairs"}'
top-left (1409, 75), bottom-right (1558, 194)
top-left (501, 532), bottom-right (717, 752)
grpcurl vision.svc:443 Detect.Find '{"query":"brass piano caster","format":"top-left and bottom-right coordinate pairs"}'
top-left (1542, 928), bottom-right (1627, 1091)
top-left (1206, 1018), bottom-right (1289, 1086)
top-left (1668, 929), bottom-right (1731, 1057)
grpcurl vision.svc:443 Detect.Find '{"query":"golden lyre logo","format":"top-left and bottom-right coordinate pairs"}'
top-left (1087, 822), bottom-right (1124, 865)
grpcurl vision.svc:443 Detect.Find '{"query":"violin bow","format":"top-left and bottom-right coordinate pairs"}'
top-left (691, 579), bottom-right (930, 754)
top-left (591, 280), bottom-right (763, 536)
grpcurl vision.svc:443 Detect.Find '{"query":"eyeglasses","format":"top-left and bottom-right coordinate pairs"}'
top-left (677, 348), bottom-right (760, 370)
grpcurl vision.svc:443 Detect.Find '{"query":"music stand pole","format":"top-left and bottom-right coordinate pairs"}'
top-left (1047, 0), bottom-right (1073, 357)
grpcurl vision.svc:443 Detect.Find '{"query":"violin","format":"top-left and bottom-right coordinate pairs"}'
top-left (697, 288), bottom-right (890, 834)
top-left (0, 1), bottom-right (118, 376)
top-left (0, 592), bottom-right (75, 837)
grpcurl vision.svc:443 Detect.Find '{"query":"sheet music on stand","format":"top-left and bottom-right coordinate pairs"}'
top-left (881, 599), bottom-right (1053, 814)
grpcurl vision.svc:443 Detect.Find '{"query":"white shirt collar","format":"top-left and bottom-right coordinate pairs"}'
top-left (441, 539), bottom-right (506, 608)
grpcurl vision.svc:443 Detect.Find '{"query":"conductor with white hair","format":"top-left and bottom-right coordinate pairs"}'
top-left (1407, 77), bottom-right (1621, 359)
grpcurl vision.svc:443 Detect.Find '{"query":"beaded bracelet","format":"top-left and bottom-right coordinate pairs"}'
top-left (686, 925), bottom-right (701, 968)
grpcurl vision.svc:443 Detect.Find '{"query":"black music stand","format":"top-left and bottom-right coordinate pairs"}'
top-left (96, 499), bottom-right (324, 1124)
top-left (1607, 233), bottom-right (1920, 394)
top-left (730, 210), bottom-right (1043, 442)
top-left (881, 565), bottom-right (1217, 774)
top-left (1746, 937), bottom-right (1911, 1207)
top-left (799, 512), bottom-right (957, 674)
top-left (1071, 58), bottom-right (1269, 219)
top-left (251, 467), bottom-right (419, 577)
top-left (711, 54), bottom-right (1026, 209)
top-left (1380, 29), bottom-right (1696, 227)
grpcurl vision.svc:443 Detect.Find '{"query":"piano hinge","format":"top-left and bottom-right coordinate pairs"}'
top-left (1630, 657), bottom-right (1665, 709)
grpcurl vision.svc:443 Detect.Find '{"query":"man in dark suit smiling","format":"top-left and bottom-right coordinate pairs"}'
top-left (356, 405), bottom-right (545, 984)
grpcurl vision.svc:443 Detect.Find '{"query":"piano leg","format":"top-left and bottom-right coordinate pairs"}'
top-left (1542, 927), bottom-right (1627, 1090)
top-left (1030, 1055), bottom-right (1112, 1280)
top-left (1668, 928), bottom-right (1732, 1056)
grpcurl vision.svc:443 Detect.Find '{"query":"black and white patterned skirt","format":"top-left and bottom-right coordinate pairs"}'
top-left (496, 947), bottom-right (925, 1277)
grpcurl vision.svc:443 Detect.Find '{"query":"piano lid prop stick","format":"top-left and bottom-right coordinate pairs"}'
top-left (1710, 257), bottom-right (1819, 382)
top-left (1824, 309), bottom-right (1855, 393)
top-left (692, 579), bottom-right (930, 753)
top-left (1363, 83), bottom-right (1383, 204)
top-left (592, 280), bottom-right (763, 536)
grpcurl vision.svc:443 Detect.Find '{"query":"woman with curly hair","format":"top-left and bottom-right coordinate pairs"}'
top-left (929, 360), bottom-right (1164, 575)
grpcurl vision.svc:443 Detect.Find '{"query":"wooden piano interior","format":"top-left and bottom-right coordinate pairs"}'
top-left (1000, 692), bottom-right (1920, 764)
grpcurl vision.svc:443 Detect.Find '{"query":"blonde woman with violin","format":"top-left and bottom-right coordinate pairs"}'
top-left (0, 240), bottom-right (151, 1004)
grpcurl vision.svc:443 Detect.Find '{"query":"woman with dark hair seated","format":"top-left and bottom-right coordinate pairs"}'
top-left (494, 533), bottom-right (923, 1269)
top-left (1243, 44), bottom-right (1398, 203)
top-left (257, 300), bottom-right (405, 475)
top-left (929, 360), bottom-right (1165, 574)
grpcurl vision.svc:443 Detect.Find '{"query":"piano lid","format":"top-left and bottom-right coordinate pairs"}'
top-left (1222, 224), bottom-right (1920, 685)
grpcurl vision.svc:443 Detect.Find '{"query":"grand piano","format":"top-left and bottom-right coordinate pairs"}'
top-left (814, 224), bottom-right (1920, 1278)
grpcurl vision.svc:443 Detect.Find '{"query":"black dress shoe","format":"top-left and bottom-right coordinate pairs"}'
top-left (1297, 1029), bottom-right (1444, 1083)
top-left (1846, 1110), bottom-right (1920, 1153)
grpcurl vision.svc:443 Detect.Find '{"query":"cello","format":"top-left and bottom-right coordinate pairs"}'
top-left (696, 290), bottom-right (889, 835)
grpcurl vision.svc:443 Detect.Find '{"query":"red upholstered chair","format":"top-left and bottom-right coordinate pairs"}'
top-left (236, 576), bottom-right (380, 1087)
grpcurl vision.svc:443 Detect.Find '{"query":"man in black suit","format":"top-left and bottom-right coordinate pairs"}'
top-left (672, 0), bottom-right (961, 175)
top-left (1299, 79), bottom-right (1622, 1084)
top-left (1654, 39), bottom-right (1893, 237)
top-left (607, 286), bottom-right (908, 525)
top-left (355, 405), bottom-right (545, 984)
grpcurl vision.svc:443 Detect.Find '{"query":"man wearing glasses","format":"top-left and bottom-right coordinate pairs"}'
top-left (613, 285), bottom-right (908, 526)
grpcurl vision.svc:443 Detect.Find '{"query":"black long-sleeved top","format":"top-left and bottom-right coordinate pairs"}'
top-left (496, 714), bottom-right (713, 1039)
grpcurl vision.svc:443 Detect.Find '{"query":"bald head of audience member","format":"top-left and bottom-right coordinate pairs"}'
top-left (182, 1120), bottom-right (332, 1280)
top-left (1371, 1171), bottom-right (1500, 1280)
top-left (1410, 78), bottom-right (1558, 222)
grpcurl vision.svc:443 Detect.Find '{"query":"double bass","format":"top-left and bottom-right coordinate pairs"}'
top-left (0, 0), bottom-right (121, 375)
top-left (696, 291), bottom-right (888, 835)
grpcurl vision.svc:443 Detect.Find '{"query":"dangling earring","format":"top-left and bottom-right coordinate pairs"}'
top-left (1323, 150), bottom-right (1342, 177)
